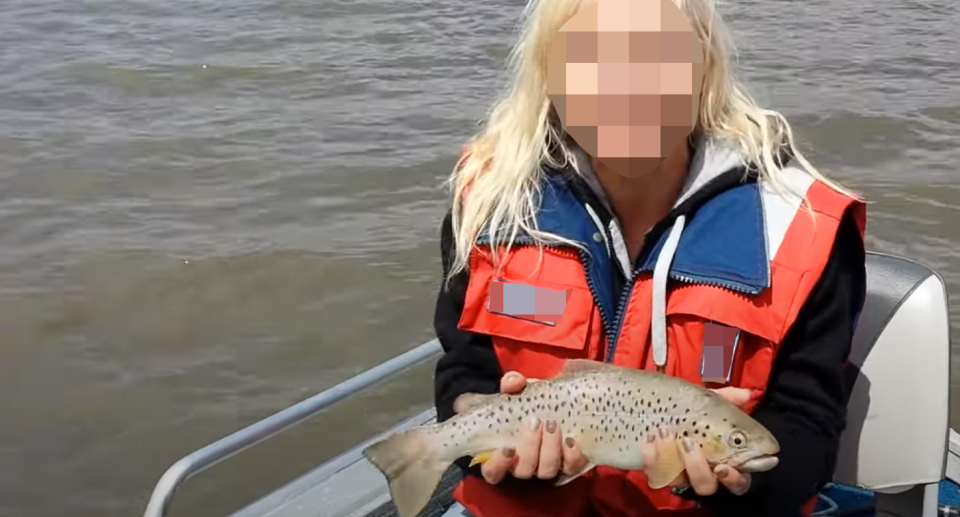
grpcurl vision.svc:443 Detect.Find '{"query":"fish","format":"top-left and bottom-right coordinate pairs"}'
top-left (362, 359), bottom-right (780, 517)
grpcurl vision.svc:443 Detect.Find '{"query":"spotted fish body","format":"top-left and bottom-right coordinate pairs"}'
top-left (363, 359), bottom-right (780, 517)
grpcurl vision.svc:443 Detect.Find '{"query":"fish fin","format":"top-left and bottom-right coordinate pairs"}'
top-left (469, 450), bottom-right (496, 467)
top-left (645, 439), bottom-right (686, 489)
top-left (363, 427), bottom-right (450, 517)
top-left (453, 393), bottom-right (497, 414)
top-left (554, 462), bottom-right (596, 487)
top-left (558, 359), bottom-right (616, 378)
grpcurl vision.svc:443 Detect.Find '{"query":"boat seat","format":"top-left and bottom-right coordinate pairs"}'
top-left (833, 252), bottom-right (951, 517)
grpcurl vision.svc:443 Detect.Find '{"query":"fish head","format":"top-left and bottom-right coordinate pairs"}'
top-left (696, 400), bottom-right (781, 473)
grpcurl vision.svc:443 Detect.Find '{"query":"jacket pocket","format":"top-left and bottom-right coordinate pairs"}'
top-left (459, 275), bottom-right (596, 379)
top-left (662, 286), bottom-right (782, 395)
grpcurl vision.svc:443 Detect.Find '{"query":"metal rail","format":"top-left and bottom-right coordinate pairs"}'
top-left (142, 339), bottom-right (444, 517)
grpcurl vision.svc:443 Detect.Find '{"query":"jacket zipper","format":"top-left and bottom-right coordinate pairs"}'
top-left (605, 268), bottom-right (760, 363)
top-left (606, 270), bottom-right (642, 362)
top-left (670, 273), bottom-right (763, 295)
top-left (547, 244), bottom-right (616, 355)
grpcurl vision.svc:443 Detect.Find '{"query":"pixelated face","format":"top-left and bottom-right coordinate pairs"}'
top-left (547, 0), bottom-right (704, 178)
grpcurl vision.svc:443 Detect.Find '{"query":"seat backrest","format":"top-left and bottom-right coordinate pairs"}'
top-left (833, 252), bottom-right (951, 492)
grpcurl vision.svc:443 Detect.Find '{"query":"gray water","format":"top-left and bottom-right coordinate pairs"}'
top-left (0, 0), bottom-right (958, 516)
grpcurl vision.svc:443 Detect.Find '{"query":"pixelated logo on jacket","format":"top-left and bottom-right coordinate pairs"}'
top-left (487, 280), bottom-right (573, 326)
top-left (701, 322), bottom-right (741, 383)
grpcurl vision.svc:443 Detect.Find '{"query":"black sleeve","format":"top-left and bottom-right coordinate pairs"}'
top-left (433, 211), bottom-right (602, 490)
top-left (433, 209), bottom-right (503, 478)
top-left (693, 208), bottom-right (867, 517)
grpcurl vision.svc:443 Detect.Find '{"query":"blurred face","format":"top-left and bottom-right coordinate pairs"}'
top-left (547, 0), bottom-right (704, 178)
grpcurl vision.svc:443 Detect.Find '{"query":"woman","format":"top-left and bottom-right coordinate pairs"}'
top-left (433, 0), bottom-right (866, 516)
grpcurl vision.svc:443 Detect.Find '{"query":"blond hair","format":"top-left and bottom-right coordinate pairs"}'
top-left (446, 0), bottom-right (857, 280)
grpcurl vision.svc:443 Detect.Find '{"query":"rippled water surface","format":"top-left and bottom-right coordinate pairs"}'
top-left (0, 0), bottom-right (958, 516)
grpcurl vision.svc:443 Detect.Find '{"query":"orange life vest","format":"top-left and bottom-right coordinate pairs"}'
top-left (449, 150), bottom-right (865, 517)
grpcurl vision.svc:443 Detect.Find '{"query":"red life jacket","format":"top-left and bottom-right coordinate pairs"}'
top-left (449, 149), bottom-right (866, 517)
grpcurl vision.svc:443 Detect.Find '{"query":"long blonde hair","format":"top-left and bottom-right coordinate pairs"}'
top-left (446, 0), bottom-right (856, 280)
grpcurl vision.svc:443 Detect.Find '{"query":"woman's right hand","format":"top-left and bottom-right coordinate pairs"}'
top-left (456, 371), bottom-right (588, 485)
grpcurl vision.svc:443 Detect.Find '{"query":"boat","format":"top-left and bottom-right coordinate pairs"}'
top-left (142, 251), bottom-right (957, 517)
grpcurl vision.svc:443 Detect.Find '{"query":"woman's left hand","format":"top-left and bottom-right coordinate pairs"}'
top-left (640, 387), bottom-right (753, 496)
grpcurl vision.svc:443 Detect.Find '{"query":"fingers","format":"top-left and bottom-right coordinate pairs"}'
top-left (640, 430), bottom-right (659, 471)
top-left (500, 371), bottom-right (527, 394)
top-left (679, 437), bottom-right (718, 496)
top-left (485, 419), bottom-right (583, 485)
top-left (512, 416), bottom-right (543, 479)
top-left (480, 447), bottom-right (516, 484)
top-left (648, 428), bottom-right (687, 487)
top-left (537, 420), bottom-right (562, 479)
top-left (561, 435), bottom-right (587, 475)
top-left (715, 465), bottom-right (751, 496)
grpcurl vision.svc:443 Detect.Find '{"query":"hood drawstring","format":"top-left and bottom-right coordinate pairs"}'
top-left (583, 207), bottom-right (686, 372)
top-left (651, 216), bottom-right (686, 372)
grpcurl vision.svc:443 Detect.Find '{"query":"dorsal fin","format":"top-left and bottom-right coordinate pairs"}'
top-left (558, 359), bottom-right (616, 378)
top-left (452, 393), bottom-right (498, 414)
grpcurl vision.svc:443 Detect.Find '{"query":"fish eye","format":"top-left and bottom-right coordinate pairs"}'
top-left (728, 430), bottom-right (748, 449)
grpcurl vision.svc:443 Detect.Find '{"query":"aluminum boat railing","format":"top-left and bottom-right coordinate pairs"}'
top-left (141, 339), bottom-right (444, 517)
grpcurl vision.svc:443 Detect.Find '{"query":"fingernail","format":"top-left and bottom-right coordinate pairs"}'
top-left (682, 437), bottom-right (695, 452)
top-left (658, 427), bottom-right (670, 439)
top-left (527, 416), bottom-right (541, 431)
top-left (716, 467), bottom-right (729, 479)
top-left (646, 433), bottom-right (656, 443)
top-left (502, 447), bottom-right (515, 458)
top-left (565, 437), bottom-right (576, 448)
top-left (546, 420), bottom-right (557, 433)
top-left (505, 372), bottom-right (521, 381)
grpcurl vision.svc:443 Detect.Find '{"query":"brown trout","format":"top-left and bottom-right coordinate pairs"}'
top-left (363, 359), bottom-right (780, 517)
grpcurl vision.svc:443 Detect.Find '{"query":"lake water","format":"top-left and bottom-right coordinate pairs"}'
top-left (0, 0), bottom-right (958, 516)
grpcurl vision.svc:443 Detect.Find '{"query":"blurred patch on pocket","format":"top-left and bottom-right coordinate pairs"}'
top-left (486, 280), bottom-right (573, 326)
top-left (701, 321), bottom-right (741, 384)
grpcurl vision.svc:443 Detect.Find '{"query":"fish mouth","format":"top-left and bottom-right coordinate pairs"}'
top-left (729, 455), bottom-right (779, 473)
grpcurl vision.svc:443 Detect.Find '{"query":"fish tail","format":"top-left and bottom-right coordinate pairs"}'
top-left (363, 427), bottom-right (450, 517)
